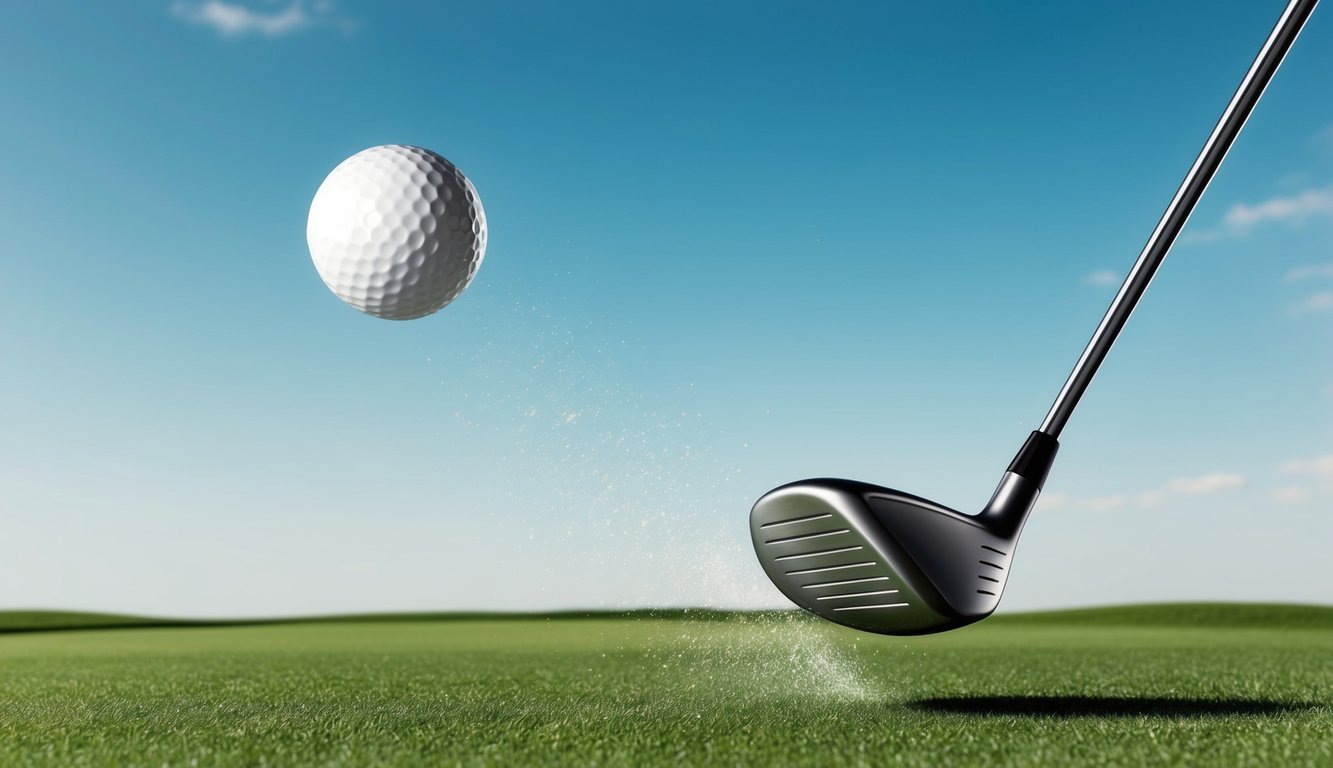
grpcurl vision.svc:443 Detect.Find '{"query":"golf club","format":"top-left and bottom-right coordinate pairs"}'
top-left (750, 0), bottom-right (1320, 636)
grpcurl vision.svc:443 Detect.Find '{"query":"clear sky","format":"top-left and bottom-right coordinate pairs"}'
top-left (2, 1), bottom-right (1330, 618)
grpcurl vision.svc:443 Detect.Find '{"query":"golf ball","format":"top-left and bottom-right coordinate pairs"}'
top-left (307, 144), bottom-right (487, 320)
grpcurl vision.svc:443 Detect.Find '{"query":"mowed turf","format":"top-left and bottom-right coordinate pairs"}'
top-left (0, 605), bottom-right (1329, 767)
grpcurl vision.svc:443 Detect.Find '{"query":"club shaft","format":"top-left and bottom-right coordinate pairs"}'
top-left (1039, 0), bottom-right (1319, 438)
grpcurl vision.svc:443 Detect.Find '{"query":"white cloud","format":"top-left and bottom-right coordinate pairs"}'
top-left (1315, 123), bottom-right (1333, 157)
top-left (1281, 454), bottom-right (1333, 477)
top-left (1052, 457), bottom-right (1332, 512)
top-left (1274, 486), bottom-right (1310, 504)
top-left (1223, 184), bottom-right (1333, 231)
top-left (1168, 472), bottom-right (1245, 495)
top-left (1035, 492), bottom-right (1067, 511)
top-left (1134, 490), bottom-right (1166, 508)
top-left (1085, 495), bottom-right (1126, 512)
top-left (1082, 270), bottom-right (1120, 287)
top-left (1286, 263), bottom-right (1333, 282)
top-left (1186, 184), bottom-right (1333, 241)
top-left (1279, 455), bottom-right (1333, 496)
top-left (1293, 291), bottom-right (1333, 314)
top-left (1054, 470), bottom-right (1246, 512)
top-left (171, 1), bottom-right (347, 37)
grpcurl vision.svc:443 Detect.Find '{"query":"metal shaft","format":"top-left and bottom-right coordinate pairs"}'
top-left (1039, 0), bottom-right (1319, 438)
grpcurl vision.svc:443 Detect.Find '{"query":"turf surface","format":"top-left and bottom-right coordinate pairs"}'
top-left (1, 605), bottom-right (1329, 766)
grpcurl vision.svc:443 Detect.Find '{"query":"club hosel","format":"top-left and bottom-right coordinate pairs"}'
top-left (1007, 430), bottom-right (1060, 489)
top-left (975, 431), bottom-right (1060, 538)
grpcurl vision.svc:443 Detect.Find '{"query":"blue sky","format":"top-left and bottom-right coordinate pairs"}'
top-left (2, 1), bottom-right (1330, 617)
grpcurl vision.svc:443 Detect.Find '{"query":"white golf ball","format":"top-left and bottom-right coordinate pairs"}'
top-left (307, 144), bottom-right (487, 320)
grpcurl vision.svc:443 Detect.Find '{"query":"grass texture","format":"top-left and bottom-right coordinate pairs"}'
top-left (0, 604), bottom-right (1329, 766)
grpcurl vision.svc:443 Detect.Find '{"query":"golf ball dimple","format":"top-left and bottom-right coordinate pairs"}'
top-left (307, 144), bottom-right (487, 321)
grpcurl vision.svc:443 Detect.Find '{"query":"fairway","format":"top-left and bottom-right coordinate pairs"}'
top-left (1, 606), bottom-right (1330, 767)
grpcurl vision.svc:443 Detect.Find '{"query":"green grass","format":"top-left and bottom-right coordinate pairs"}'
top-left (1, 605), bottom-right (1329, 766)
top-left (0, 608), bottom-right (749, 635)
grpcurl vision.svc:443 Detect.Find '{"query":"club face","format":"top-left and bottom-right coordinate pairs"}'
top-left (750, 479), bottom-right (1019, 635)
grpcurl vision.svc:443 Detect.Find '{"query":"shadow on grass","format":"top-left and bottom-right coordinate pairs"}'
top-left (909, 695), bottom-right (1313, 719)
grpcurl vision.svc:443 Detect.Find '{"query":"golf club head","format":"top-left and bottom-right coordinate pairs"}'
top-left (750, 431), bottom-right (1057, 636)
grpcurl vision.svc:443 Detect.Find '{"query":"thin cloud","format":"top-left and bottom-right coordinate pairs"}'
top-left (1315, 123), bottom-right (1333, 158)
top-left (1279, 454), bottom-right (1333, 499)
top-left (1224, 185), bottom-right (1333, 231)
top-left (1273, 486), bottom-right (1310, 504)
top-left (1082, 270), bottom-right (1120, 287)
top-left (1134, 490), bottom-right (1166, 508)
top-left (1168, 472), bottom-right (1245, 495)
top-left (171, 1), bottom-right (348, 38)
top-left (1035, 492), bottom-right (1068, 511)
top-left (1186, 183), bottom-right (1333, 241)
top-left (1281, 454), bottom-right (1333, 477)
top-left (1293, 291), bottom-right (1333, 314)
top-left (1058, 470), bottom-right (1245, 511)
top-left (1085, 495), bottom-right (1127, 512)
top-left (1285, 263), bottom-right (1333, 282)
